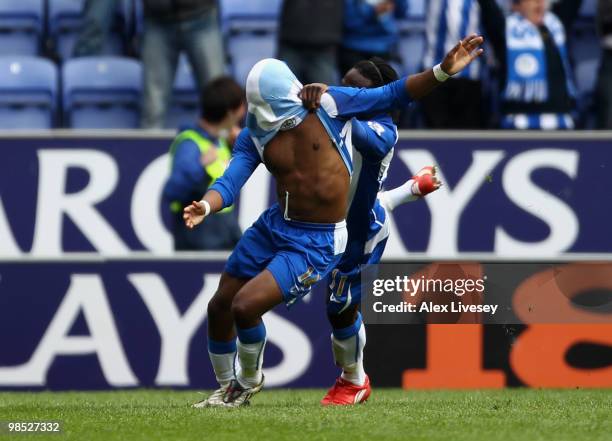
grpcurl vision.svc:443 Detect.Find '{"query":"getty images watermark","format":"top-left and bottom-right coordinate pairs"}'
top-left (371, 274), bottom-right (496, 314)
top-left (361, 262), bottom-right (612, 324)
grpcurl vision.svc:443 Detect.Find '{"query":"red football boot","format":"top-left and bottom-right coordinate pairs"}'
top-left (411, 165), bottom-right (442, 196)
top-left (321, 375), bottom-right (371, 406)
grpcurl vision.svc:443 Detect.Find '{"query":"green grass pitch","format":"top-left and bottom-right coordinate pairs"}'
top-left (1, 389), bottom-right (611, 441)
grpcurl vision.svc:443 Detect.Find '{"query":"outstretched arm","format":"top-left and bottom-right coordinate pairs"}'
top-left (300, 35), bottom-right (484, 116)
top-left (183, 128), bottom-right (261, 229)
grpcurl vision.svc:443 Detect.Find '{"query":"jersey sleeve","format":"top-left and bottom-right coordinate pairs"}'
top-left (162, 139), bottom-right (207, 203)
top-left (324, 77), bottom-right (412, 119)
top-left (208, 128), bottom-right (262, 208)
top-left (350, 117), bottom-right (397, 162)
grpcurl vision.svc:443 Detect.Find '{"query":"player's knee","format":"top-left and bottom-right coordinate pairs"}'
top-left (230, 292), bottom-right (255, 325)
top-left (207, 291), bottom-right (232, 319)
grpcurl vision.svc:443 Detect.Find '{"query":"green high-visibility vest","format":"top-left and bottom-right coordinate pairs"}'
top-left (168, 129), bottom-right (233, 214)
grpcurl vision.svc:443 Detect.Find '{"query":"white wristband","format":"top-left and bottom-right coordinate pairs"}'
top-left (199, 199), bottom-right (211, 217)
top-left (433, 63), bottom-right (450, 82)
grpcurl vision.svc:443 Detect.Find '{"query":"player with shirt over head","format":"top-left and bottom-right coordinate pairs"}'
top-left (184, 34), bottom-right (484, 408)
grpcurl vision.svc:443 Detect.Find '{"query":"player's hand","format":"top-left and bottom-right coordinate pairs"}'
top-left (299, 83), bottom-right (328, 112)
top-left (412, 166), bottom-right (442, 196)
top-left (183, 200), bottom-right (206, 229)
top-left (440, 34), bottom-right (484, 76)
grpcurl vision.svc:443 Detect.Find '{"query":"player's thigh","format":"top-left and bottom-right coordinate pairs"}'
top-left (231, 270), bottom-right (284, 326)
top-left (208, 271), bottom-right (250, 316)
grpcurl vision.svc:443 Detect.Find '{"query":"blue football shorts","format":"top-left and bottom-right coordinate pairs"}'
top-left (225, 203), bottom-right (348, 307)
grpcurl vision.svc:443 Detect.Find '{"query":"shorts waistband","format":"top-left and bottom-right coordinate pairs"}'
top-left (284, 217), bottom-right (347, 231)
top-left (269, 203), bottom-right (346, 231)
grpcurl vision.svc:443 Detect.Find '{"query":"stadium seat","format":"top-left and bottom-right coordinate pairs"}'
top-left (0, 56), bottom-right (57, 129)
top-left (166, 54), bottom-right (199, 128)
top-left (220, 0), bottom-right (281, 33)
top-left (398, 30), bottom-right (426, 76)
top-left (228, 32), bottom-right (277, 88)
top-left (406, 0), bottom-right (426, 19)
top-left (0, 0), bottom-right (44, 55)
top-left (48, 0), bottom-right (130, 60)
top-left (62, 56), bottom-right (142, 128)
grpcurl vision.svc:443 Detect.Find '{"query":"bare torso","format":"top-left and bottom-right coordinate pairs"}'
top-left (263, 113), bottom-right (349, 223)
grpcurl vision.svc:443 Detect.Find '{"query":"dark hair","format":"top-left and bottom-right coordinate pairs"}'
top-left (353, 57), bottom-right (399, 88)
top-left (200, 76), bottom-right (245, 123)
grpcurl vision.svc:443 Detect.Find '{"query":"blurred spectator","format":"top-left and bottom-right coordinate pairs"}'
top-left (141, 0), bottom-right (225, 129)
top-left (163, 77), bottom-right (245, 251)
top-left (595, 0), bottom-right (612, 128)
top-left (478, 0), bottom-right (582, 129)
top-left (420, 0), bottom-right (486, 128)
top-left (278, 0), bottom-right (343, 85)
top-left (73, 0), bottom-right (119, 57)
top-left (338, 0), bottom-right (408, 76)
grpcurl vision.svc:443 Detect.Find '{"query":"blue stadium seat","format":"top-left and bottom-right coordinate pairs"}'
top-left (0, 56), bottom-right (57, 129)
top-left (406, 0), bottom-right (426, 19)
top-left (166, 54), bottom-right (199, 128)
top-left (222, 0), bottom-right (280, 86)
top-left (228, 32), bottom-right (277, 87)
top-left (220, 0), bottom-right (281, 32)
top-left (62, 56), bottom-right (142, 128)
top-left (48, 0), bottom-right (130, 60)
top-left (398, 30), bottom-right (426, 76)
top-left (0, 0), bottom-right (43, 55)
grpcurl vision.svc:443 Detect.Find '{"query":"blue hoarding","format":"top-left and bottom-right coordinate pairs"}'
top-left (1, 131), bottom-right (611, 258)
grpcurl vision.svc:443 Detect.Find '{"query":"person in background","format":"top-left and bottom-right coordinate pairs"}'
top-left (421, 0), bottom-right (486, 128)
top-left (163, 77), bottom-right (245, 251)
top-left (72, 0), bottom-right (119, 57)
top-left (141, 0), bottom-right (225, 129)
top-left (278, 0), bottom-right (343, 85)
top-left (595, 0), bottom-right (612, 129)
top-left (477, 0), bottom-right (582, 129)
top-left (338, 0), bottom-right (408, 76)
